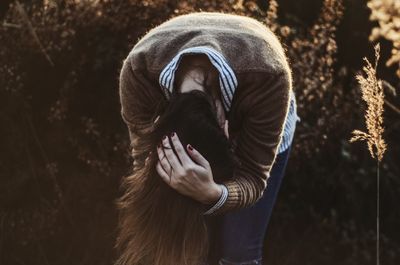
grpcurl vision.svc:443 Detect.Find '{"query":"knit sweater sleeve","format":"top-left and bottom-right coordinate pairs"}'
top-left (118, 57), bottom-right (164, 169)
top-left (205, 71), bottom-right (292, 216)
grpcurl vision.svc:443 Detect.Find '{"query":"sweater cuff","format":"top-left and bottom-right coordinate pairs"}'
top-left (203, 173), bottom-right (268, 216)
top-left (202, 180), bottom-right (241, 216)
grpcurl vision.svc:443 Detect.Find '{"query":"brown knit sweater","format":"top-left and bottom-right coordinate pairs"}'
top-left (118, 12), bottom-right (292, 216)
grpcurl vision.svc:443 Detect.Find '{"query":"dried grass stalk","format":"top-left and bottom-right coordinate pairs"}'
top-left (350, 43), bottom-right (387, 265)
top-left (350, 43), bottom-right (387, 162)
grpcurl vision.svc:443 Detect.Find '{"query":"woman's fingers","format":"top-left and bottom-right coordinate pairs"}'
top-left (156, 160), bottom-right (171, 184)
top-left (161, 134), bottom-right (184, 172)
top-left (157, 144), bottom-right (172, 176)
top-left (186, 144), bottom-right (210, 168)
top-left (145, 152), bottom-right (151, 166)
top-left (169, 132), bottom-right (193, 166)
top-left (224, 120), bottom-right (229, 139)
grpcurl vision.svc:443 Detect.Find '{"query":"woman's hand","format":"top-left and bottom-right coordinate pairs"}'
top-left (156, 132), bottom-right (222, 205)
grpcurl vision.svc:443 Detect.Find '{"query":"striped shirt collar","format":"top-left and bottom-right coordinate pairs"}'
top-left (158, 46), bottom-right (238, 113)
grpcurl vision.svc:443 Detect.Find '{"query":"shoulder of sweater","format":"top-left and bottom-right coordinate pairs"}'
top-left (125, 12), bottom-right (291, 76)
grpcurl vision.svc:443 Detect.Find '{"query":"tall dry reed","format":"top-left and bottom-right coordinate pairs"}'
top-left (350, 44), bottom-right (387, 161)
top-left (350, 43), bottom-right (387, 265)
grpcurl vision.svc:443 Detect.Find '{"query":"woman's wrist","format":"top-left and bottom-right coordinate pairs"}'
top-left (203, 183), bottom-right (223, 205)
top-left (202, 184), bottom-right (228, 215)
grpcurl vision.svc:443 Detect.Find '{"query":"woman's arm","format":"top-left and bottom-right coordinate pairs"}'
top-left (119, 57), bottom-right (164, 170)
top-left (205, 70), bottom-right (292, 216)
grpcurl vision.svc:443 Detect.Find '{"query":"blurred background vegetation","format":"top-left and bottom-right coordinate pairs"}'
top-left (0, 0), bottom-right (399, 264)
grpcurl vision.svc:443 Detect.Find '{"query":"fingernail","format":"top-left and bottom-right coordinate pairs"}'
top-left (170, 131), bottom-right (175, 137)
top-left (187, 144), bottom-right (193, 151)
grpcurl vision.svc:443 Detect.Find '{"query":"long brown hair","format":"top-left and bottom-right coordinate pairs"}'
top-left (114, 90), bottom-right (238, 265)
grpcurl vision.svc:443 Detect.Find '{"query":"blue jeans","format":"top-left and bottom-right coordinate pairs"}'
top-left (205, 144), bottom-right (293, 265)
